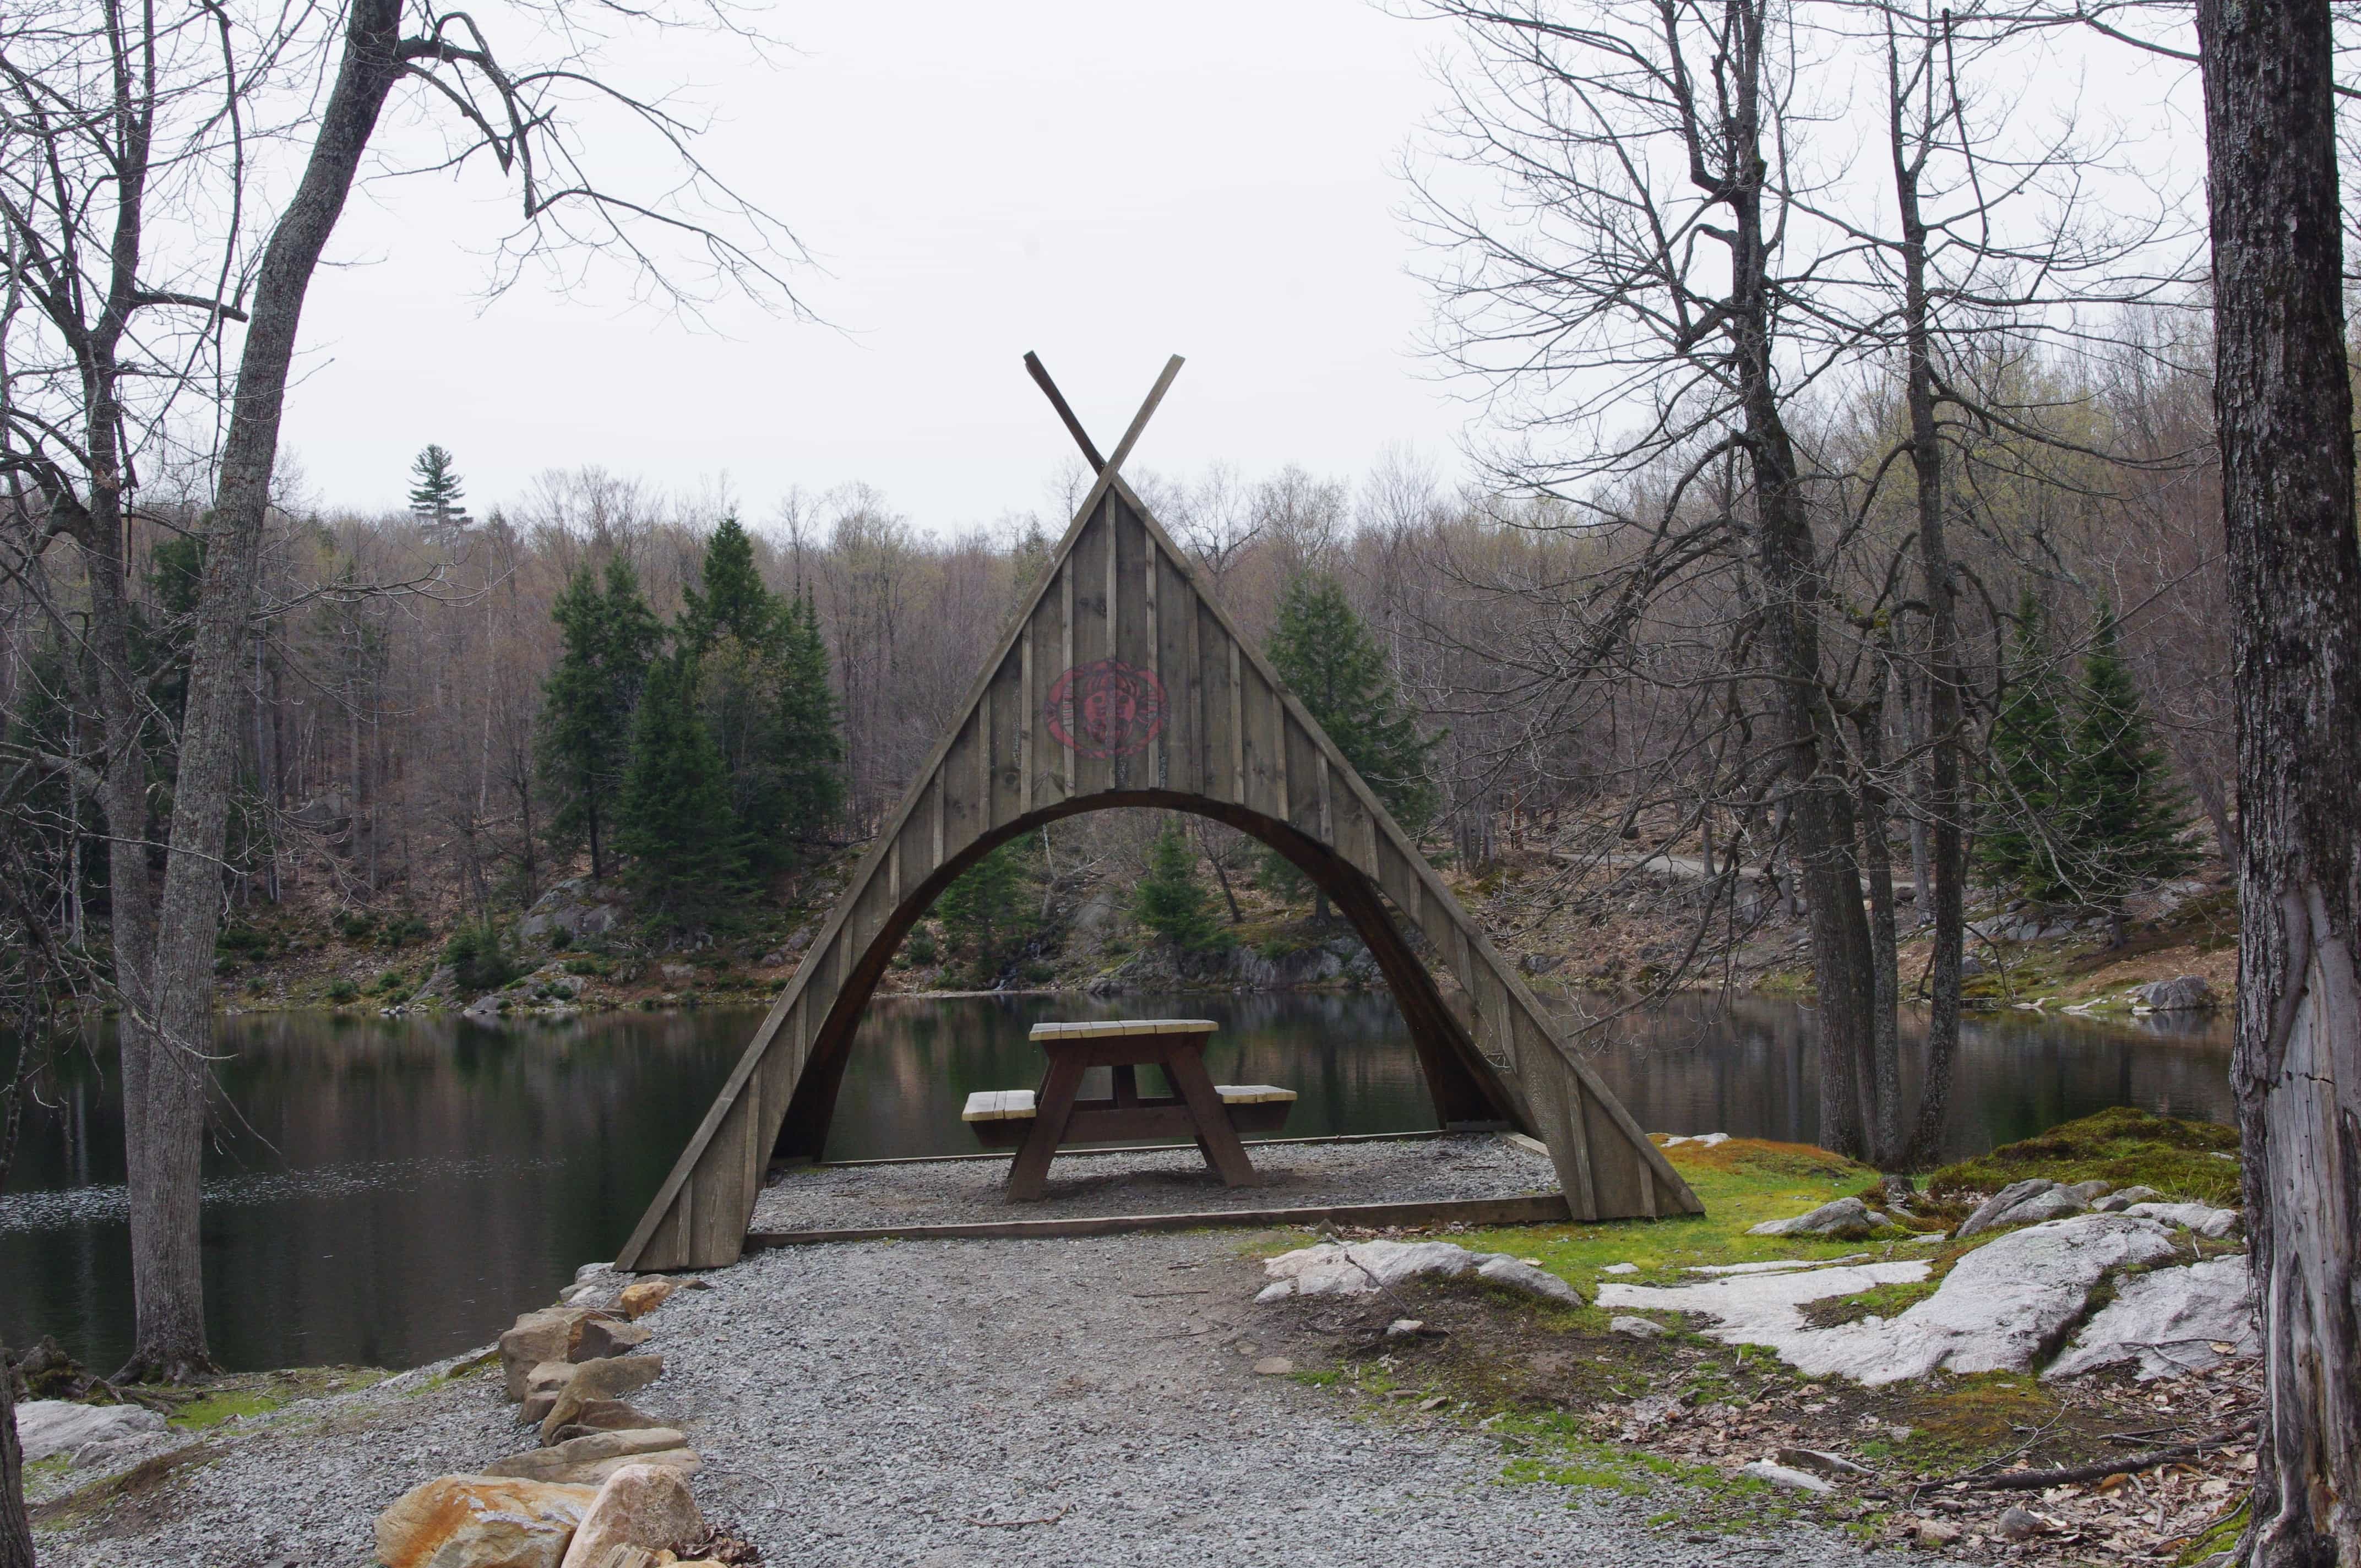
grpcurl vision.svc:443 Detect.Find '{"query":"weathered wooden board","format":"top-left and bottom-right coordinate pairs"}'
top-left (743, 1193), bottom-right (1579, 1248)
top-left (616, 383), bottom-right (1700, 1272)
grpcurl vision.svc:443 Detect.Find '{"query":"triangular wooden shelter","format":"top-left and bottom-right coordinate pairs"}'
top-left (617, 357), bottom-right (1699, 1271)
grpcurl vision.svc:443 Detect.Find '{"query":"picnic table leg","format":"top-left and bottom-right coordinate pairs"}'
top-left (1163, 1044), bottom-right (1261, 1188)
top-left (1006, 1053), bottom-right (1087, 1202)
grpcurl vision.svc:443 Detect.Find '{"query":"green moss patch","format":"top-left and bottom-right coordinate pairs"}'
top-left (1927, 1107), bottom-right (2240, 1207)
top-left (161, 1365), bottom-right (385, 1431)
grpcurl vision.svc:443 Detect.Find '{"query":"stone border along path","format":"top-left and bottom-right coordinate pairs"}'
top-left (750, 1130), bottom-right (1558, 1231)
top-left (26, 1229), bottom-right (1901, 1566)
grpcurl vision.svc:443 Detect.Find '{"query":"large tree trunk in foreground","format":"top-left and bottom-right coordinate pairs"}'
top-left (115, 0), bottom-right (408, 1384)
top-left (0, 1345), bottom-right (32, 1568)
top-left (2197, 2), bottom-right (2361, 1562)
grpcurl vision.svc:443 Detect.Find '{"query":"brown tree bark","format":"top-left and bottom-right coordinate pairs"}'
top-left (2195, 2), bottom-right (2361, 1562)
top-left (115, 0), bottom-right (409, 1384)
top-left (0, 1343), bottom-right (32, 1568)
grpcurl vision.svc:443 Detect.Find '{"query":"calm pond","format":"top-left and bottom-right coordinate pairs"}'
top-left (1, 991), bottom-right (2231, 1375)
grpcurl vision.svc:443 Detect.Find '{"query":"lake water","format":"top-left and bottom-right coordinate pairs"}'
top-left (0, 992), bottom-right (2232, 1375)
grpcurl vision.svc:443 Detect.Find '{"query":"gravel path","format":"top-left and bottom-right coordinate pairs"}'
top-left (751, 1133), bottom-right (1558, 1231)
top-left (32, 1213), bottom-right (1896, 1567)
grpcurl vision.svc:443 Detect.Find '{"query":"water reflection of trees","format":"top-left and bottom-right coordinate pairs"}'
top-left (1580, 998), bottom-right (2233, 1161)
top-left (3, 995), bottom-right (2234, 1376)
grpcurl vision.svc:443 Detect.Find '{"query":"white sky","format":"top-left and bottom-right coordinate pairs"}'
top-left (281, 1), bottom-right (1478, 533)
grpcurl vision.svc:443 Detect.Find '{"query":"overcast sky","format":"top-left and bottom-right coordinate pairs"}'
top-left (280, 2), bottom-right (1479, 534)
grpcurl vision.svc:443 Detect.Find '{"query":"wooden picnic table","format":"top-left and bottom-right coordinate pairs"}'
top-left (964, 1019), bottom-right (1294, 1202)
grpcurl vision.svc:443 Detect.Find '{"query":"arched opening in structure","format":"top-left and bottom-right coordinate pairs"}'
top-left (770, 792), bottom-right (1526, 1166)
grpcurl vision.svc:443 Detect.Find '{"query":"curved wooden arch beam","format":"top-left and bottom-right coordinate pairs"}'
top-left (616, 371), bottom-right (1699, 1272)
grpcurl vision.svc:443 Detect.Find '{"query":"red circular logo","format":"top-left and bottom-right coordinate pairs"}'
top-left (1043, 660), bottom-right (1166, 759)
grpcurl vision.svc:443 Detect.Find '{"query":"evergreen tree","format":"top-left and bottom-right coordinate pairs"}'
top-left (1978, 589), bottom-right (2074, 899)
top-left (407, 445), bottom-right (466, 525)
top-left (1134, 824), bottom-right (1228, 951)
top-left (933, 842), bottom-right (1040, 986)
top-left (1266, 574), bottom-right (1439, 832)
top-left (2058, 607), bottom-right (2195, 911)
top-left (537, 559), bottom-right (662, 879)
top-left (616, 650), bottom-right (747, 916)
top-left (679, 519), bottom-right (844, 868)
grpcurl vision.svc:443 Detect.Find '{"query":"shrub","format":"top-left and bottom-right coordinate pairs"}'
top-left (371, 970), bottom-right (408, 995)
top-left (905, 930), bottom-right (939, 967)
top-left (333, 911), bottom-right (378, 943)
top-left (441, 923), bottom-right (520, 994)
top-left (324, 978), bottom-right (359, 1004)
top-left (376, 913), bottom-right (431, 949)
top-left (215, 923), bottom-right (270, 959)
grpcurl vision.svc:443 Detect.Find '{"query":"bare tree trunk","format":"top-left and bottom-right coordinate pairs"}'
top-left (1891, 15), bottom-right (1967, 1171)
top-left (1853, 703), bottom-right (1903, 1169)
top-left (0, 1341), bottom-right (32, 1568)
top-left (2197, 3), bottom-right (2361, 1562)
top-left (118, 0), bottom-right (407, 1383)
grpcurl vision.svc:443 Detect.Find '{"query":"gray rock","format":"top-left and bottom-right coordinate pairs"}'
top-left (1740, 1460), bottom-right (1835, 1494)
top-left (405, 964), bottom-right (460, 1008)
top-left (483, 1428), bottom-right (690, 1484)
top-left (2047, 1255), bottom-right (2257, 1381)
top-left (2133, 976), bottom-right (2217, 1012)
top-left (1600, 1213), bottom-right (2182, 1385)
top-left (659, 963), bottom-right (694, 984)
top-left (2094, 1184), bottom-right (2164, 1213)
top-left (1475, 1255), bottom-right (1584, 1305)
top-left (2067, 1180), bottom-right (2113, 1202)
top-left (15, 1400), bottom-right (168, 1464)
top-left (1609, 1316), bottom-right (1667, 1339)
top-left (1747, 1196), bottom-right (1891, 1239)
top-left (573, 1319), bottom-right (652, 1361)
top-left (518, 877), bottom-right (627, 945)
top-left (1600, 1263), bottom-right (1640, 1276)
top-left (1255, 1239), bottom-right (1478, 1301)
top-left (1384, 1319), bottom-right (1426, 1338)
top-left (462, 990), bottom-right (505, 1025)
top-left (1777, 1447), bottom-right (1872, 1478)
top-left (2122, 1201), bottom-right (2243, 1239)
top-left (1956, 1179), bottom-right (2088, 1239)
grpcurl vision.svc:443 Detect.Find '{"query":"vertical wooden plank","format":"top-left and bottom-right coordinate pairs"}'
top-left (1285, 718), bottom-right (1320, 838)
top-left (1317, 753), bottom-right (1334, 847)
top-left (987, 657), bottom-right (1025, 828)
top-left (931, 775), bottom-right (945, 877)
top-left (1160, 554), bottom-right (1200, 797)
top-left (1019, 625), bottom-right (1035, 813)
top-left (1111, 501), bottom-right (1151, 793)
top-left (1141, 511), bottom-right (1162, 789)
top-left (888, 840), bottom-right (901, 905)
top-left (1240, 662), bottom-right (1283, 822)
top-left (1067, 507), bottom-right (1112, 797)
top-left (1226, 634), bottom-right (1245, 803)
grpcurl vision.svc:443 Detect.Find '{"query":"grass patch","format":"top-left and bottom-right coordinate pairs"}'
top-left (1927, 1107), bottom-right (2240, 1207)
top-left (162, 1365), bottom-right (386, 1431)
top-left (1797, 1276), bottom-right (1941, 1328)
top-left (1894, 1372), bottom-right (2053, 1471)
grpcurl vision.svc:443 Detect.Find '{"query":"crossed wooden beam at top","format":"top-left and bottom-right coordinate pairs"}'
top-left (1023, 350), bottom-right (1184, 521)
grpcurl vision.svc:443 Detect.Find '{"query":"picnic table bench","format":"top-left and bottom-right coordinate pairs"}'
top-left (961, 1018), bottom-right (1296, 1201)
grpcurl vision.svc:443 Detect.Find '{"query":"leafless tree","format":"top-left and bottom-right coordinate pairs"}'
top-left (0, 0), bottom-right (807, 1380)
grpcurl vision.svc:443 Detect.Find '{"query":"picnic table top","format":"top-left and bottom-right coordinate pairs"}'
top-left (1026, 1018), bottom-right (1217, 1041)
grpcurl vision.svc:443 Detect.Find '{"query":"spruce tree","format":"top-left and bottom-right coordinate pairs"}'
top-left (2058, 607), bottom-right (2195, 912)
top-left (1134, 824), bottom-right (1228, 951)
top-left (1266, 574), bottom-right (1438, 832)
top-left (615, 650), bottom-right (747, 916)
top-left (679, 520), bottom-right (844, 869)
top-left (407, 445), bottom-right (466, 526)
top-left (933, 842), bottom-right (1040, 986)
top-left (1978, 589), bottom-right (2074, 900)
top-left (537, 559), bottom-right (662, 879)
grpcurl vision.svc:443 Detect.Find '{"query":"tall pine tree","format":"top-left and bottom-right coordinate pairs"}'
top-left (407, 445), bottom-right (466, 526)
top-left (537, 559), bottom-right (662, 880)
top-left (616, 650), bottom-right (747, 916)
top-left (1978, 589), bottom-right (2074, 900)
top-left (2058, 606), bottom-right (2195, 921)
top-left (681, 518), bottom-right (844, 869)
top-left (1266, 574), bottom-right (1438, 831)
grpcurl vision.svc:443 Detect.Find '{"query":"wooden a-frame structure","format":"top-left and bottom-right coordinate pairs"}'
top-left (617, 357), bottom-right (1700, 1271)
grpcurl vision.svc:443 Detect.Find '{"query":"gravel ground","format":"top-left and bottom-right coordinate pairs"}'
top-left (752, 1133), bottom-right (1558, 1231)
top-left (32, 1211), bottom-right (1897, 1567)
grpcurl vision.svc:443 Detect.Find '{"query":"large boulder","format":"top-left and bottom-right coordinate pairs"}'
top-left (558, 1464), bottom-right (706, 1568)
top-left (1747, 1196), bottom-right (1894, 1239)
top-left (374, 1474), bottom-right (598, 1568)
top-left (616, 1280), bottom-right (679, 1321)
top-left (14, 1400), bottom-right (167, 1465)
top-left (1955, 1179), bottom-right (2089, 1239)
top-left (2047, 1255), bottom-right (2257, 1381)
top-left (2132, 976), bottom-right (2217, 1013)
top-left (501, 1309), bottom-right (607, 1401)
top-left (541, 1355), bottom-right (665, 1444)
top-left (485, 1429), bottom-right (694, 1485)
top-left (572, 1319), bottom-right (652, 1362)
top-left (1475, 1255), bottom-right (1585, 1305)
